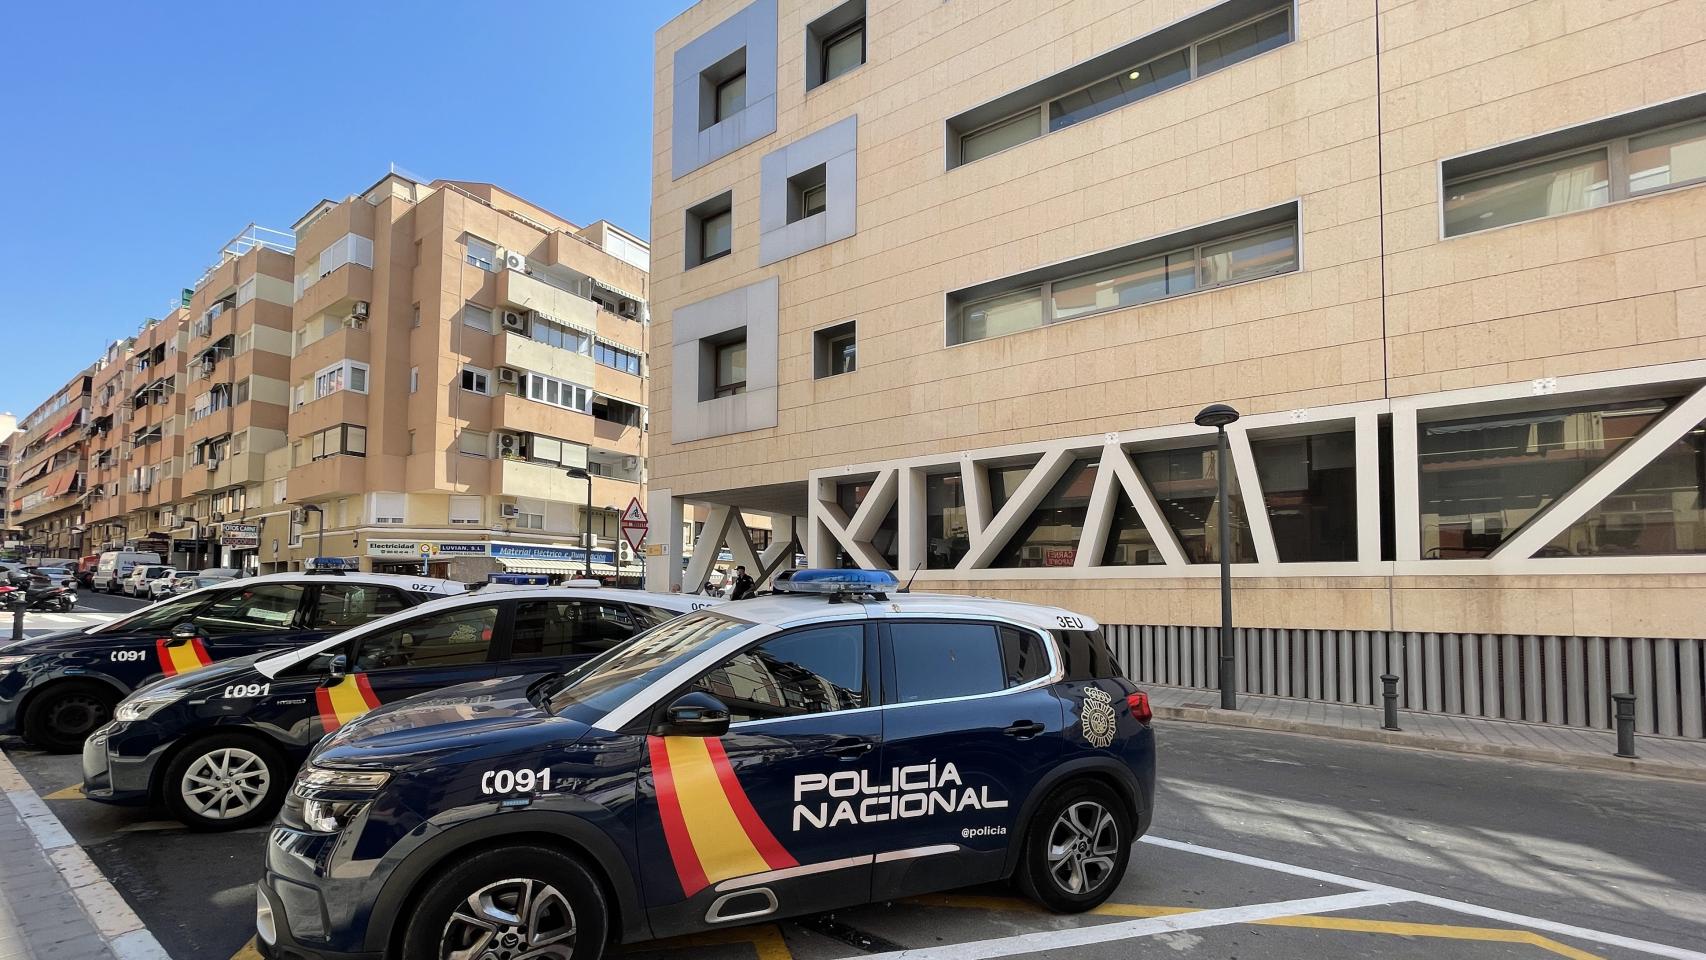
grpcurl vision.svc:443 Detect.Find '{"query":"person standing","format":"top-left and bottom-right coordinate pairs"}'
top-left (729, 565), bottom-right (756, 600)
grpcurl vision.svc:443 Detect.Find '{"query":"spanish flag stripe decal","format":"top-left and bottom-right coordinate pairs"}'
top-left (154, 638), bottom-right (213, 677)
top-left (703, 737), bottom-right (796, 870)
top-left (316, 675), bottom-right (381, 732)
top-left (648, 735), bottom-right (795, 897)
top-left (648, 735), bottom-right (709, 897)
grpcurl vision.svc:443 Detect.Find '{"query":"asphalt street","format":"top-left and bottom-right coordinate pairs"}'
top-left (5, 719), bottom-right (1702, 960)
top-left (6, 588), bottom-right (145, 638)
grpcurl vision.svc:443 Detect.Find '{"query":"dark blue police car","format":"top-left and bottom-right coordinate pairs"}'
top-left (256, 570), bottom-right (1155, 960)
top-left (85, 584), bottom-right (716, 830)
top-left (0, 572), bottom-right (464, 752)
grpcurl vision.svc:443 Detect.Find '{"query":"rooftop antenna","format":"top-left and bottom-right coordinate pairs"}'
top-left (897, 563), bottom-right (923, 593)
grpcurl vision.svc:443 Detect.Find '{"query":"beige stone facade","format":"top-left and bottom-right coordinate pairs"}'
top-left (9, 366), bottom-right (94, 560)
top-left (647, 0), bottom-right (1706, 644)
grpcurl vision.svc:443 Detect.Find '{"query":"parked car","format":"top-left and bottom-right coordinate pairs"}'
top-left (75, 556), bottom-right (100, 590)
top-left (0, 572), bottom-right (467, 752)
top-left (88, 586), bottom-right (718, 830)
top-left (158, 571), bottom-right (235, 598)
top-left (253, 569), bottom-right (1155, 960)
top-left (123, 565), bottom-right (174, 598)
top-left (92, 551), bottom-right (162, 594)
top-left (29, 566), bottom-right (78, 589)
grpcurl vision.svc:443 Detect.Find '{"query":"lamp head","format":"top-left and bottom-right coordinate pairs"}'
top-left (1194, 403), bottom-right (1241, 429)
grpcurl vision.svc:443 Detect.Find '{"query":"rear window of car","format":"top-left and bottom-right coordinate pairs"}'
top-left (888, 621), bottom-right (1006, 703)
top-left (1055, 629), bottom-right (1120, 681)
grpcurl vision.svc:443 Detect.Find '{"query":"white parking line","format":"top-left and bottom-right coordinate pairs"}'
top-left (1143, 835), bottom-right (1706, 960)
top-left (858, 890), bottom-right (1412, 960)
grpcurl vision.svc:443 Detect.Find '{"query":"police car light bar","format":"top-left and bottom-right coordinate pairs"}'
top-left (773, 569), bottom-right (900, 598)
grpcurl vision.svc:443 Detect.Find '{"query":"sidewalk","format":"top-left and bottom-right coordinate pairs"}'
top-left (1146, 684), bottom-right (1706, 781)
top-left (0, 752), bottom-right (169, 960)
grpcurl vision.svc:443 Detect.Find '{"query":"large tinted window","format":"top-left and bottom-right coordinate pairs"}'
top-left (354, 605), bottom-right (499, 672)
top-left (1545, 416), bottom-right (1706, 557)
top-left (1253, 430), bottom-right (1358, 562)
top-left (691, 624), bottom-right (866, 723)
top-left (1057, 629), bottom-right (1120, 681)
top-left (308, 583), bottom-right (409, 630)
top-left (889, 622), bottom-right (1005, 703)
top-left (1135, 445), bottom-right (1258, 563)
top-left (92, 593), bottom-right (211, 634)
top-left (926, 472), bottom-right (971, 569)
top-left (510, 600), bottom-right (635, 660)
top-left (197, 584), bottom-right (306, 635)
top-left (1000, 626), bottom-right (1052, 687)
top-left (628, 604), bottom-right (683, 630)
top-left (992, 458), bottom-right (1096, 568)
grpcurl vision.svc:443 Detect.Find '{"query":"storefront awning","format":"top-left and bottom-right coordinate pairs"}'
top-left (495, 558), bottom-right (618, 577)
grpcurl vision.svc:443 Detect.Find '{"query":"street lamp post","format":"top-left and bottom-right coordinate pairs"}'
top-left (1194, 402), bottom-right (1242, 711)
top-left (564, 467), bottom-right (594, 579)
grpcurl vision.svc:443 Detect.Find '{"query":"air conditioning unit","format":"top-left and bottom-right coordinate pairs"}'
top-left (206, 457), bottom-right (220, 471)
top-left (497, 367), bottom-right (518, 384)
top-left (501, 249), bottom-right (527, 272)
top-left (291, 506), bottom-right (308, 524)
top-left (501, 311), bottom-right (526, 331)
top-left (499, 503), bottom-right (520, 519)
top-left (618, 541), bottom-right (634, 563)
top-left (1021, 545), bottom-right (1044, 561)
top-left (210, 512), bottom-right (225, 523)
top-left (351, 301), bottom-right (370, 320)
top-left (618, 300), bottom-right (639, 319)
top-left (622, 456), bottom-right (638, 471)
top-left (497, 433), bottom-right (521, 455)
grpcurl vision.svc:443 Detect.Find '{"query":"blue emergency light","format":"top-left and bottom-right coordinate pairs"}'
top-left (772, 569), bottom-right (900, 598)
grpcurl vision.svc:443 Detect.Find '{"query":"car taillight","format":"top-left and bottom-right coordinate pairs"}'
top-left (1127, 691), bottom-right (1152, 725)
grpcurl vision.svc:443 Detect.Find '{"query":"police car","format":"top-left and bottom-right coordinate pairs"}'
top-left (256, 570), bottom-right (1155, 960)
top-left (86, 582), bottom-right (716, 830)
top-left (0, 571), bottom-right (465, 752)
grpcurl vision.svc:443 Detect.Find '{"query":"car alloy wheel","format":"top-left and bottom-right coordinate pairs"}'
top-left (1045, 799), bottom-right (1121, 896)
top-left (441, 877), bottom-right (577, 960)
top-left (44, 693), bottom-right (107, 742)
top-left (180, 747), bottom-right (272, 821)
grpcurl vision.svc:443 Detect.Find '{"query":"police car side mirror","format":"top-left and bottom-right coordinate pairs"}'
top-left (168, 622), bottom-right (198, 645)
top-left (656, 692), bottom-right (730, 738)
top-left (327, 654), bottom-right (349, 681)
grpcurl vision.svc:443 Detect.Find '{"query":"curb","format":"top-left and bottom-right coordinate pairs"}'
top-left (0, 748), bottom-right (174, 960)
top-left (1152, 704), bottom-right (1706, 783)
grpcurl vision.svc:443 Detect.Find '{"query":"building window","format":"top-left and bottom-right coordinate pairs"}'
top-left (409, 367), bottom-right (419, 394)
top-left (788, 165), bottom-right (828, 223)
top-left (991, 459), bottom-right (1098, 568)
top-left (714, 70), bottom-right (746, 124)
top-left (594, 342), bottom-right (642, 375)
top-left (949, 208), bottom-right (1299, 346)
top-left (1443, 105), bottom-right (1706, 237)
top-left (687, 192), bottom-right (734, 268)
top-left (459, 429), bottom-right (490, 458)
top-left (450, 495), bottom-right (482, 525)
top-left (813, 321), bottom-right (857, 378)
top-left (1136, 444), bottom-right (1258, 563)
top-left (523, 373), bottom-right (592, 413)
top-left (832, 478), bottom-right (898, 568)
top-left (514, 499), bottom-right (546, 530)
top-left (373, 492), bottom-right (406, 525)
top-left (460, 366), bottom-right (491, 395)
top-left (925, 472), bottom-right (970, 569)
top-left (808, 0), bottom-right (867, 91)
top-left (1418, 398), bottom-right (1674, 559)
top-left (1251, 430), bottom-right (1357, 562)
top-left (412, 303), bottom-right (421, 328)
top-left (949, 2), bottom-right (1294, 167)
top-left (313, 360), bottom-right (369, 400)
top-left (1546, 415), bottom-right (1706, 557)
top-left (463, 304), bottom-right (494, 332)
top-left (528, 315), bottom-right (592, 354)
top-left (714, 339), bottom-right (747, 398)
top-left (308, 424), bottom-right (366, 461)
top-left (466, 235), bottom-right (496, 271)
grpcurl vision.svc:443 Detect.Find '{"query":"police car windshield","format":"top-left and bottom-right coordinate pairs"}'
top-left (89, 593), bottom-right (211, 635)
top-left (544, 609), bottom-right (752, 720)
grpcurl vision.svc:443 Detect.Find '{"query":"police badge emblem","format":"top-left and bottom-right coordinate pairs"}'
top-left (1081, 686), bottom-right (1117, 748)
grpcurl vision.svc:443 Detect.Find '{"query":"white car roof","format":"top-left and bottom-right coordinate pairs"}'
top-left (709, 590), bottom-right (1100, 634)
top-left (254, 586), bottom-right (721, 679)
top-left (233, 571), bottom-right (467, 593)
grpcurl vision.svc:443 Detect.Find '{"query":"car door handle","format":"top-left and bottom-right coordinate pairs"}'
top-left (1004, 720), bottom-right (1045, 739)
top-left (825, 737), bottom-right (874, 759)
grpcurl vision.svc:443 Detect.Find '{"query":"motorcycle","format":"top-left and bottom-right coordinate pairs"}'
top-left (0, 583), bottom-right (78, 612)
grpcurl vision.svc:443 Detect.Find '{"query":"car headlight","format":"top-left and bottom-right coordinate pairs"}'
top-left (114, 690), bottom-right (184, 722)
top-left (0, 654), bottom-right (31, 676)
top-left (295, 766), bottom-right (391, 833)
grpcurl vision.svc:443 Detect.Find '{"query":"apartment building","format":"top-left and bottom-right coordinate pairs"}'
top-left (649, 0), bottom-right (1706, 737)
top-left (10, 366), bottom-right (94, 559)
top-left (282, 172), bottom-right (651, 580)
top-left (0, 414), bottom-right (17, 549)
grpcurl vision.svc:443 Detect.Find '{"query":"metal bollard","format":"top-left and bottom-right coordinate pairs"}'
top-left (1612, 692), bottom-right (1637, 759)
top-left (10, 606), bottom-right (22, 642)
top-left (1380, 673), bottom-right (1401, 731)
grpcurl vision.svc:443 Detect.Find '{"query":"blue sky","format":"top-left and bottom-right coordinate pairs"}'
top-left (0, 1), bottom-right (689, 419)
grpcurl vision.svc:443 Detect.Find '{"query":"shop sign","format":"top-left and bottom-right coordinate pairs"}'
top-left (221, 523), bottom-right (260, 549)
top-left (1043, 548), bottom-right (1076, 567)
top-left (490, 542), bottom-right (616, 565)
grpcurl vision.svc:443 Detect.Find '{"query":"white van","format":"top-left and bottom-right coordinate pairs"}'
top-left (92, 551), bottom-right (162, 594)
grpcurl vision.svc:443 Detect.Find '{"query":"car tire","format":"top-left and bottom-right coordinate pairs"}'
top-left (20, 681), bottom-right (119, 754)
top-left (1014, 780), bottom-right (1132, 913)
top-left (162, 734), bottom-right (290, 831)
top-left (401, 846), bottom-right (608, 960)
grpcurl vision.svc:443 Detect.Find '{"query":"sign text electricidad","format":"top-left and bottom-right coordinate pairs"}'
top-left (791, 759), bottom-right (1005, 831)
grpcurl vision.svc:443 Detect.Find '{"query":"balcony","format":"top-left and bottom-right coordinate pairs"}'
top-left (545, 232), bottom-right (647, 310)
top-left (497, 271), bottom-right (599, 332)
top-left (184, 451), bottom-right (264, 495)
top-left (593, 365), bottom-right (644, 404)
top-left (592, 418), bottom-right (643, 456)
top-left (294, 261), bottom-right (372, 323)
top-left (497, 332), bottom-right (595, 385)
top-left (292, 326), bottom-right (369, 380)
top-left (287, 454), bottom-right (367, 501)
top-left (495, 394), bottom-right (592, 445)
top-left (493, 457), bottom-right (637, 511)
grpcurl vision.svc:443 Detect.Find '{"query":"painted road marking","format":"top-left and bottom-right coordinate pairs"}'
top-left (1143, 836), bottom-right (1706, 960)
top-left (42, 783), bottom-right (83, 801)
top-left (855, 889), bottom-right (1411, 960)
